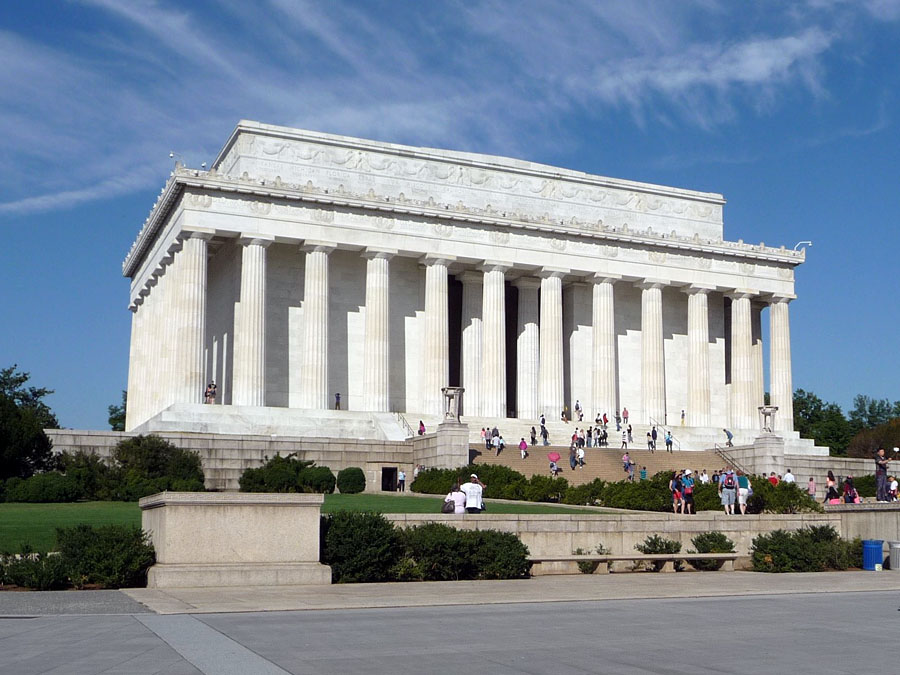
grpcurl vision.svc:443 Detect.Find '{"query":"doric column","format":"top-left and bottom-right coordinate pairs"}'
top-left (769, 295), bottom-right (795, 431)
top-left (459, 271), bottom-right (484, 417)
top-left (362, 248), bottom-right (395, 412)
top-left (176, 232), bottom-right (210, 405)
top-left (539, 269), bottom-right (566, 419)
top-left (232, 236), bottom-right (272, 407)
top-left (423, 255), bottom-right (453, 415)
top-left (683, 285), bottom-right (713, 427)
top-left (728, 290), bottom-right (757, 429)
top-left (481, 262), bottom-right (510, 418)
top-left (751, 302), bottom-right (764, 410)
top-left (514, 277), bottom-right (540, 420)
top-left (299, 242), bottom-right (335, 409)
top-left (637, 280), bottom-right (667, 424)
top-left (591, 274), bottom-right (619, 421)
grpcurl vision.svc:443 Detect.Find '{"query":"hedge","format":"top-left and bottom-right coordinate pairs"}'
top-left (239, 455), bottom-right (336, 494)
top-left (336, 467), bottom-right (366, 494)
top-left (751, 525), bottom-right (861, 572)
top-left (320, 512), bottom-right (530, 583)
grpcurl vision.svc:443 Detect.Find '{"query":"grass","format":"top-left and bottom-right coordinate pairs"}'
top-left (0, 494), bottom-right (593, 551)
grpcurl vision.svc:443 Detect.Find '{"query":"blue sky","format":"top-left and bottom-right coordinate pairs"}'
top-left (2, 0), bottom-right (899, 429)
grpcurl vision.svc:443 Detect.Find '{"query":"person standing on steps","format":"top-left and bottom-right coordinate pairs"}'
top-left (646, 432), bottom-right (654, 452)
top-left (576, 446), bottom-right (585, 468)
top-left (519, 437), bottom-right (528, 459)
top-left (665, 431), bottom-right (673, 452)
top-left (621, 430), bottom-right (628, 450)
top-left (651, 426), bottom-right (658, 451)
top-left (615, 410), bottom-right (621, 431)
top-left (681, 409), bottom-right (685, 426)
top-left (530, 426), bottom-right (537, 446)
top-left (541, 424), bottom-right (550, 446)
top-left (569, 445), bottom-right (577, 470)
top-left (627, 424), bottom-right (633, 445)
top-left (723, 429), bottom-right (734, 447)
top-left (622, 407), bottom-right (629, 425)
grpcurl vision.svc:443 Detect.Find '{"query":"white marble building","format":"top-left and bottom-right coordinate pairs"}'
top-left (123, 121), bottom-right (801, 444)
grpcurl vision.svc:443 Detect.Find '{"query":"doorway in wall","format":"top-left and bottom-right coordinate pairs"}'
top-left (381, 467), bottom-right (398, 492)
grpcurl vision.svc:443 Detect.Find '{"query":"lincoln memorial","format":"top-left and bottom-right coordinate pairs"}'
top-left (122, 120), bottom-right (808, 451)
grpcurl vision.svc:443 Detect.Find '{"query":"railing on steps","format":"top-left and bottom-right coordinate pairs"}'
top-left (714, 443), bottom-right (749, 474)
top-left (648, 416), bottom-right (681, 451)
top-left (392, 412), bottom-right (416, 439)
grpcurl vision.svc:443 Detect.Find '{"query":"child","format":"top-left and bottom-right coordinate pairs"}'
top-left (890, 476), bottom-right (898, 502)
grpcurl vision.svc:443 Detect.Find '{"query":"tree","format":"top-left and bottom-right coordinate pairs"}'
top-left (0, 392), bottom-right (55, 480)
top-left (108, 390), bottom-right (127, 431)
top-left (848, 395), bottom-right (900, 435)
top-left (0, 364), bottom-right (59, 429)
top-left (793, 389), bottom-right (854, 456)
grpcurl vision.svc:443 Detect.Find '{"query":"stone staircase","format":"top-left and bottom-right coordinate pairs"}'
top-left (470, 444), bottom-right (724, 485)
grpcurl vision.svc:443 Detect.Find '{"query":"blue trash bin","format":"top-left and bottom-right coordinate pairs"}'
top-left (863, 540), bottom-right (884, 570)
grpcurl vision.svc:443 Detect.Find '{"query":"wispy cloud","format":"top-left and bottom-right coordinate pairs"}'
top-left (0, 0), bottom-right (894, 216)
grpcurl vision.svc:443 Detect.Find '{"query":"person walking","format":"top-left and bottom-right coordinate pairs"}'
top-left (519, 437), bottom-right (528, 460)
top-left (621, 430), bottom-right (628, 450)
top-left (669, 471), bottom-right (684, 514)
top-left (569, 445), bottom-right (577, 471)
top-left (719, 468), bottom-right (737, 515)
top-left (646, 432), bottom-right (654, 452)
top-left (530, 426), bottom-right (537, 446)
top-left (627, 424), bottom-right (633, 444)
top-left (541, 425), bottom-right (550, 446)
top-left (576, 446), bottom-right (585, 468)
top-left (723, 428), bottom-right (734, 447)
top-left (807, 476), bottom-right (816, 500)
top-left (736, 470), bottom-right (751, 515)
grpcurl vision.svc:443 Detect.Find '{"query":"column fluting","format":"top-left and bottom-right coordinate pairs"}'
top-left (299, 243), bottom-right (334, 409)
top-left (539, 270), bottom-right (565, 419)
top-left (514, 277), bottom-right (540, 421)
top-left (684, 286), bottom-right (712, 427)
top-left (459, 271), bottom-right (484, 417)
top-left (751, 303), bottom-right (764, 411)
top-left (591, 275), bottom-right (619, 422)
top-left (481, 262), bottom-right (510, 418)
top-left (177, 233), bottom-right (210, 405)
top-left (769, 296), bottom-right (795, 431)
top-left (638, 281), bottom-right (667, 424)
top-left (232, 237), bottom-right (271, 407)
top-left (729, 291), bottom-right (756, 430)
top-left (362, 249), bottom-right (394, 412)
top-left (423, 256), bottom-right (451, 416)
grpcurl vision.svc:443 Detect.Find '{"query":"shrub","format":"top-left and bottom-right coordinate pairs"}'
top-left (573, 544), bottom-right (610, 574)
top-left (635, 534), bottom-right (682, 571)
top-left (410, 464), bottom-right (528, 498)
top-left (751, 526), bottom-right (860, 573)
top-left (464, 530), bottom-right (530, 579)
top-left (854, 474), bottom-right (876, 498)
top-left (322, 511), bottom-right (402, 583)
top-left (747, 479), bottom-right (823, 514)
top-left (56, 524), bottom-right (155, 588)
top-left (336, 467), bottom-right (366, 494)
top-left (240, 455), bottom-right (335, 494)
top-left (1, 547), bottom-right (68, 590)
top-left (3, 472), bottom-right (80, 503)
top-left (523, 475), bottom-right (568, 502)
top-left (688, 532), bottom-right (736, 571)
top-left (562, 479), bottom-right (605, 506)
top-left (58, 450), bottom-right (111, 500)
top-left (113, 435), bottom-right (204, 483)
top-left (399, 523), bottom-right (473, 580)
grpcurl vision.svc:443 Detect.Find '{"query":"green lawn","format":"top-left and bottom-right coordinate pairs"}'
top-left (0, 494), bottom-right (592, 552)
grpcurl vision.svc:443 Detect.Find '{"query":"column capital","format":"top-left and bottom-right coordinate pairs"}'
top-left (362, 247), bottom-right (397, 260)
top-left (458, 270), bottom-right (484, 285)
top-left (512, 276), bottom-right (541, 290)
top-left (422, 253), bottom-right (456, 267)
top-left (766, 293), bottom-right (796, 305)
top-left (635, 278), bottom-right (669, 290)
top-left (479, 260), bottom-right (512, 274)
top-left (681, 284), bottom-right (716, 296)
top-left (238, 234), bottom-right (275, 248)
top-left (301, 241), bottom-right (336, 254)
top-left (726, 288), bottom-right (759, 301)
top-left (538, 267), bottom-right (570, 279)
top-left (592, 273), bottom-right (621, 285)
top-left (178, 228), bottom-right (215, 242)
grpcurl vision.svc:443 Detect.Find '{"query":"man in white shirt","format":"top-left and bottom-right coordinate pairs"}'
top-left (783, 469), bottom-right (796, 484)
top-left (460, 473), bottom-right (485, 514)
top-left (699, 470), bottom-right (710, 485)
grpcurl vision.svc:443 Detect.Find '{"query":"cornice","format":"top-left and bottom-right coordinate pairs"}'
top-left (122, 167), bottom-right (804, 278)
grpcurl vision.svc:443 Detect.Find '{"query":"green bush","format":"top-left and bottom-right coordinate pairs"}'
top-left (523, 475), bottom-right (568, 502)
top-left (113, 435), bottom-right (204, 483)
top-left (336, 467), bottom-right (366, 494)
top-left (410, 464), bottom-right (528, 498)
top-left (747, 479), bottom-right (823, 514)
top-left (58, 451), bottom-right (110, 500)
top-left (240, 455), bottom-right (335, 494)
top-left (635, 534), bottom-right (682, 571)
top-left (399, 523), bottom-right (473, 580)
top-left (854, 474), bottom-right (876, 498)
top-left (464, 530), bottom-right (530, 579)
top-left (322, 511), bottom-right (402, 583)
top-left (573, 544), bottom-right (610, 574)
top-left (56, 524), bottom-right (155, 588)
top-left (3, 472), bottom-right (80, 503)
top-left (1, 547), bottom-right (68, 590)
top-left (688, 532), bottom-right (736, 571)
top-left (562, 479), bottom-right (605, 506)
top-left (751, 526), bottom-right (861, 572)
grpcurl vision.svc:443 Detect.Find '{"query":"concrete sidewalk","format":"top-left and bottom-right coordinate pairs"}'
top-left (118, 570), bottom-right (900, 615)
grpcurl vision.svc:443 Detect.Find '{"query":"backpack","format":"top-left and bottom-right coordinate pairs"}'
top-left (723, 474), bottom-right (736, 490)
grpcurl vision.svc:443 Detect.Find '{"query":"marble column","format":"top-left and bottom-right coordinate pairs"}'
top-left (539, 269), bottom-right (566, 419)
top-left (459, 271), bottom-right (484, 417)
top-left (728, 291), bottom-right (756, 430)
top-left (769, 295), bottom-right (795, 432)
top-left (683, 285), bottom-right (713, 427)
top-left (591, 275), bottom-right (619, 421)
top-left (751, 303), bottom-right (764, 410)
top-left (232, 237), bottom-right (272, 407)
top-left (423, 255), bottom-right (452, 416)
top-left (481, 262), bottom-right (510, 418)
top-left (362, 249), bottom-right (395, 412)
top-left (299, 243), bottom-right (334, 409)
top-left (637, 281), bottom-right (666, 424)
top-left (514, 277), bottom-right (540, 421)
top-left (161, 253), bottom-right (179, 410)
top-left (176, 232), bottom-right (210, 405)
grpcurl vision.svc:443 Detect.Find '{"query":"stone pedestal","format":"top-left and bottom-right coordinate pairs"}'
top-left (140, 492), bottom-right (331, 588)
top-left (750, 433), bottom-right (785, 477)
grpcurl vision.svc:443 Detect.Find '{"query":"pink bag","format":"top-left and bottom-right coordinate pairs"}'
top-left (828, 498), bottom-right (841, 505)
